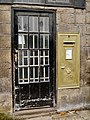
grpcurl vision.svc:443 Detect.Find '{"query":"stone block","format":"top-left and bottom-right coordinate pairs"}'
top-left (76, 14), bottom-right (85, 24)
top-left (0, 77), bottom-right (11, 92)
top-left (86, 2), bottom-right (90, 12)
top-left (80, 61), bottom-right (86, 86)
top-left (0, 49), bottom-right (11, 63)
top-left (86, 47), bottom-right (90, 60)
top-left (0, 63), bottom-right (11, 78)
top-left (57, 88), bottom-right (84, 111)
top-left (86, 60), bottom-right (90, 74)
top-left (0, 93), bottom-right (12, 112)
top-left (86, 25), bottom-right (90, 35)
top-left (86, 35), bottom-right (90, 46)
top-left (84, 73), bottom-right (90, 86)
top-left (61, 13), bottom-right (75, 24)
top-left (0, 23), bottom-right (11, 35)
top-left (86, 13), bottom-right (90, 24)
top-left (80, 87), bottom-right (90, 105)
top-left (57, 24), bottom-right (79, 33)
top-left (79, 25), bottom-right (86, 35)
top-left (80, 46), bottom-right (86, 61)
top-left (0, 11), bottom-right (11, 23)
top-left (0, 5), bottom-right (11, 11)
top-left (57, 8), bottom-right (74, 14)
top-left (75, 9), bottom-right (86, 14)
top-left (56, 11), bottom-right (62, 24)
top-left (0, 35), bottom-right (11, 48)
top-left (80, 35), bottom-right (86, 47)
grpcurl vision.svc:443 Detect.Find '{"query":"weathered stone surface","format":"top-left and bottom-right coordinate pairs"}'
top-left (0, 77), bottom-right (12, 92)
top-left (0, 23), bottom-right (11, 34)
top-left (78, 25), bottom-right (86, 35)
top-left (0, 63), bottom-right (11, 78)
top-left (57, 8), bottom-right (75, 14)
top-left (57, 88), bottom-right (84, 111)
top-left (86, 2), bottom-right (90, 11)
top-left (57, 24), bottom-right (79, 33)
top-left (80, 61), bottom-right (86, 86)
top-left (80, 35), bottom-right (86, 47)
top-left (85, 73), bottom-right (90, 86)
top-left (86, 13), bottom-right (90, 24)
top-left (0, 5), bottom-right (11, 11)
top-left (61, 13), bottom-right (75, 24)
top-left (80, 47), bottom-right (86, 61)
top-left (86, 25), bottom-right (90, 35)
top-left (0, 35), bottom-right (11, 48)
top-left (0, 49), bottom-right (11, 63)
top-left (76, 14), bottom-right (85, 24)
top-left (86, 35), bottom-right (90, 46)
top-left (0, 10), bottom-right (11, 23)
top-left (0, 93), bottom-right (12, 112)
top-left (86, 47), bottom-right (90, 60)
top-left (75, 9), bottom-right (86, 14)
top-left (81, 87), bottom-right (90, 106)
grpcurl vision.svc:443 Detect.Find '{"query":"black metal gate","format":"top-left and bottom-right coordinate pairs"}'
top-left (13, 9), bottom-right (56, 111)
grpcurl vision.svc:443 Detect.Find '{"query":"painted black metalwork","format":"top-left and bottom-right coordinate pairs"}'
top-left (12, 8), bottom-right (56, 111)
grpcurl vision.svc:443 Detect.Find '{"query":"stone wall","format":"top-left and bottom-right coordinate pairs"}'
top-left (56, 0), bottom-right (90, 111)
top-left (0, 0), bottom-right (90, 112)
top-left (0, 5), bottom-right (12, 112)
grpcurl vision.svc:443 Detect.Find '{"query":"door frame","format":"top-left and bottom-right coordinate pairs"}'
top-left (11, 8), bottom-right (56, 112)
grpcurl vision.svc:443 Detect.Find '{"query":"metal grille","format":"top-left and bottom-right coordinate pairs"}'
top-left (17, 15), bottom-right (50, 84)
top-left (14, 11), bottom-right (55, 110)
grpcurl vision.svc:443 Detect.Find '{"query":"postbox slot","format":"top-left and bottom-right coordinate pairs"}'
top-left (63, 41), bottom-right (75, 44)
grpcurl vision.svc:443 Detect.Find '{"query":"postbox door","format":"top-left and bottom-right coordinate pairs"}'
top-left (57, 34), bottom-right (80, 88)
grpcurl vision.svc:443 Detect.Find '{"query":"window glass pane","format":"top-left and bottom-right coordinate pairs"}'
top-left (40, 67), bottom-right (44, 77)
top-left (24, 50), bottom-right (28, 56)
top-left (29, 16), bottom-right (38, 32)
top-left (45, 57), bottom-right (49, 64)
top-left (35, 51), bottom-right (38, 56)
top-left (45, 50), bottom-right (49, 56)
top-left (18, 16), bottom-right (28, 32)
top-left (40, 17), bottom-right (49, 32)
top-left (24, 58), bottom-right (28, 65)
top-left (35, 67), bottom-right (39, 78)
top-left (40, 34), bottom-right (49, 48)
top-left (24, 67), bottom-right (28, 78)
top-left (30, 67), bottom-right (33, 78)
top-left (45, 67), bottom-right (49, 77)
top-left (40, 57), bottom-right (43, 65)
top-left (18, 34), bottom-right (28, 48)
top-left (45, 35), bottom-right (49, 48)
top-left (35, 58), bottom-right (38, 65)
top-left (29, 35), bottom-right (33, 48)
top-left (29, 34), bottom-right (38, 48)
top-left (30, 58), bottom-right (33, 65)
top-left (40, 35), bottom-right (43, 48)
top-left (35, 35), bottom-right (38, 48)
top-left (19, 68), bottom-right (23, 79)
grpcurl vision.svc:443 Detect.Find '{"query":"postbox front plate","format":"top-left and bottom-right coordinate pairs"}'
top-left (57, 33), bottom-right (80, 88)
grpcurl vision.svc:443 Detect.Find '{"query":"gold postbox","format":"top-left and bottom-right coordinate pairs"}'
top-left (57, 33), bottom-right (80, 88)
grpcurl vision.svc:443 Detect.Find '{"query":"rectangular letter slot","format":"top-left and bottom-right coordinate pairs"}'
top-left (63, 41), bottom-right (75, 47)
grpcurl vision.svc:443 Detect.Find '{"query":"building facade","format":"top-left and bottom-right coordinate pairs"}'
top-left (0, 0), bottom-right (90, 113)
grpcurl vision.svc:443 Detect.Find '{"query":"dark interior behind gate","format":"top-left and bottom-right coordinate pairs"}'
top-left (13, 9), bottom-right (56, 111)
